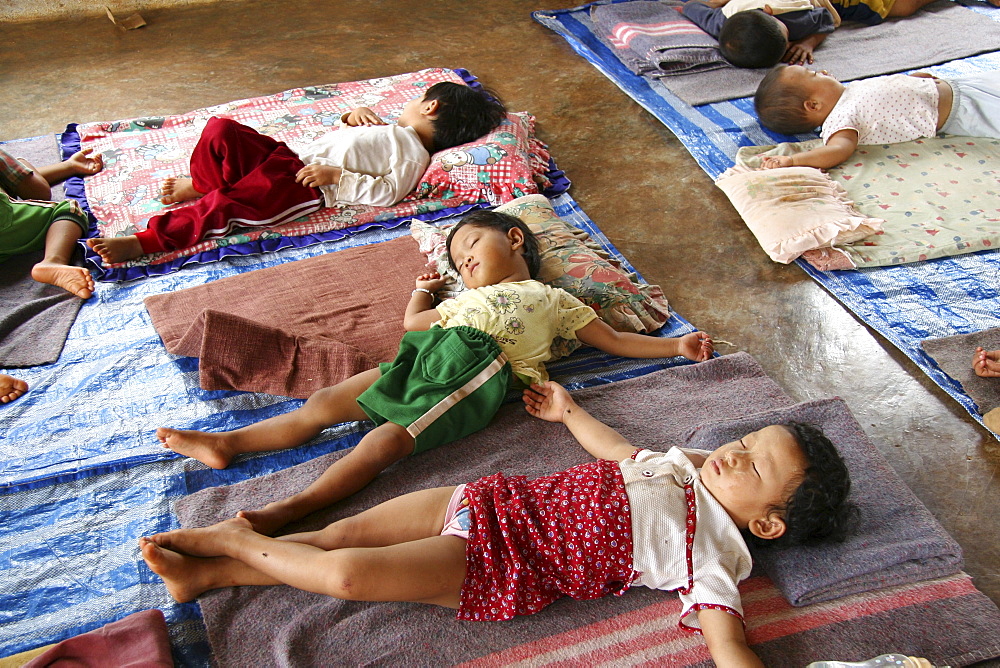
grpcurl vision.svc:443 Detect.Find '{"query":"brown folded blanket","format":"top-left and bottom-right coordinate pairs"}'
top-left (144, 236), bottom-right (429, 398)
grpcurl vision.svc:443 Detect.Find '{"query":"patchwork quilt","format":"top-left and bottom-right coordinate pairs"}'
top-left (75, 68), bottom-right (565, 281)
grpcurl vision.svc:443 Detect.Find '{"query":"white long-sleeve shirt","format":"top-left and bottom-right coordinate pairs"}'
top-left (293, 123), bottom-right (430, 208)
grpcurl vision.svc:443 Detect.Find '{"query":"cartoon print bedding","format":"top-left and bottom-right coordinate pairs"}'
top-left (75, 68), bottom-right (565, 282)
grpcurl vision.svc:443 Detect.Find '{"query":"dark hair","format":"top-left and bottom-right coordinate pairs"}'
top-left (423, 82), bottom-right (507, 153)
top-left (754, 64), bottom-right (817, 134)
top-left (719, 10), bottom-right (787, 69)
top-left (445, 210), bottom-right (541, 279)
top-left (748, 422), bottom-right (856, 549)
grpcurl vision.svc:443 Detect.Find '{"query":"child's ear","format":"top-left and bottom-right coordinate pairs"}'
top-left (804, 98), bottom-right (823, 114)
top-left (507, 226), bottom-right (526, 251)
top-left (421, 98), bottom-right (440, 118)
top-left (763, 4), bottom-right (775, 14)
top-left (748, 513), bottom-right (786, 540)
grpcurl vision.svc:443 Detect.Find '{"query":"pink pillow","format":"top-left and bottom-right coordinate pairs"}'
top-left (407, 112), bottom-right (553, 206)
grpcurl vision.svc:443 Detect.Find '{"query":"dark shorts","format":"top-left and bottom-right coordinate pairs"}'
top-left (356, 326), bottom-right (511, 454)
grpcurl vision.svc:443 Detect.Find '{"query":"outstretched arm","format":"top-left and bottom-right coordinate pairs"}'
top-left (760, 129), bottom-right (858, 170)
top-left (36, 149), bottom-right (104, 186)
top-left (576, 319), bottom-right (714, 362)
top-left (523, 381), bottom-right (637, 462)
top-left (699, 608), bottom-right (764, 668)
top-left (402, 272), bottom-right (448, 331)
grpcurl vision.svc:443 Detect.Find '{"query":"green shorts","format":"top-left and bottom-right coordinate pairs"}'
top-left (357, 326), bottom-right (511, 454)
top-left (0, 193), bottom-right (89, 263)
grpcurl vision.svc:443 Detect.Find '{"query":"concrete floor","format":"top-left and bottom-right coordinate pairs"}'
top-left (2, 0), bottom-right (997, 623)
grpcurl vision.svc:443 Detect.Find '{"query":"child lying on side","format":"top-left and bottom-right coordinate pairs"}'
top-left (141, 381), bottom-right (854, 668)
top-left (87, 82), bottom-right (506, 264)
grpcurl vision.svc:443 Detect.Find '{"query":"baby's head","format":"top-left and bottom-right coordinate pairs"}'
top-left (701, 422), bottom-right (854, 548)
top-left (719, 10), bottom-right (788, 69)
top-left (398, 82), bottom-right (507, 153)
top-left (754, 64), bottom-right (846, 134)
top-left (445, 210), bottom-right (541, 289)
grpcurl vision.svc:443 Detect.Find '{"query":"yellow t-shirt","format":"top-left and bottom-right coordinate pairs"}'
top-left (434, 280), bottom-right (598, 386)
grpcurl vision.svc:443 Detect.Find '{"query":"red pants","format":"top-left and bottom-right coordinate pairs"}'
top-left (135, 117), bottom-right (323, 253)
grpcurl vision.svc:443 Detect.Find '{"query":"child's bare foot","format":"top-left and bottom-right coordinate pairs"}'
top-left (139, 537), bottom-right (215, 603)
top-left (86, 236), bottom-right (145, 265)
top-left (0, 375), bottom-right (28, 403)
top-left (30, 261), bottom-right (95, 299)
top-left (156, 427), bottom-right (236, 469)
top-left (972, 347), bottom-right (1000, 378)
top-left (146, 516), bottom-right (255, 558)
top-left (160, 177), bottom-right (202, 205)
top-left (236, 503), bottom-right (303, 536)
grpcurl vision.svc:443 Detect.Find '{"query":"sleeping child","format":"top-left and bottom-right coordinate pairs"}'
top-left (155, 209), bottom-right (714, 535)
top-left (140, 380), bottom-right (854, 668)
top-left (86, 82), bottom-right (506, 265)
top-left (754, 67), bottom-right (1000, 170)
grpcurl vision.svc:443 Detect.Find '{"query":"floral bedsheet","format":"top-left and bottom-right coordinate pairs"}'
top-left (736, 136), bottom-right (1000, 268)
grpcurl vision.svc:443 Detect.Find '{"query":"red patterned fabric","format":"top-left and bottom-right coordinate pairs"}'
top-left (460, 460), bottom-right (638, 621)
top-left (135, 117), bottom-right (322, 253)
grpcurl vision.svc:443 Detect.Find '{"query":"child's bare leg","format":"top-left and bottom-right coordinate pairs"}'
top-left (238, 421), bottom-right (416, 535)
top-left (144, 488), bottom-right (465, 605)
top-left (160, 177), bottom-right (203, 205)
top-left (140, 534), bottom-right (281, 603)
top-left (31, 219), bottom-right (95, 299)
top-left (0, 375), bottom-right (28, 403)
top-left (973, 347), bottom-right (1000, 378)
top-left (887, 0), bottom-right (940, 15)
top-left (157, 368), bottom-right (381, 470)
top-left (86, 236), bottom-right (145, 265)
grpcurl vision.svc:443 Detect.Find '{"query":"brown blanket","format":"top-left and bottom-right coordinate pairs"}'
top-left (144, 236), bottom-right (428, 398)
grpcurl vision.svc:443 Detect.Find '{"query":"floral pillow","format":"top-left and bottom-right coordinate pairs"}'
top-left (407, 113), bottom-right (554, 207)
top-left (410, 194), bottom-right (672, 338)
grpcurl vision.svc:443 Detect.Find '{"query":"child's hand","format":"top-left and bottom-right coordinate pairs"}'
top-left (414, 271), bottom-right (448, 293)
top-left (344, 107), bottom-right (387, 127)
top-left (678, 331), bottom-right (714, 362)
top-left (523, 381), bottom-right (577, 423)
top-left (295, 164), bottom-right (342, 188)
top-left (760, 155), bottom-right (794, 169)
top-left (973, 347), bottom-right (1000, 378)
top-left (66, 148), bottom-right (104, 176)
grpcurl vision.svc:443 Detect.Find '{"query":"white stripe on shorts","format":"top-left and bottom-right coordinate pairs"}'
top-left (406, 351), bottom-right (509, 440)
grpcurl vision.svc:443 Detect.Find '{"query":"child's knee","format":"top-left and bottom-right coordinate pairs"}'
top-left (365, 422), bottom-right (416, 460)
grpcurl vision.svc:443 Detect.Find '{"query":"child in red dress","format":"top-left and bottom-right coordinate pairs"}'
top-left (141, 381), bottom-right (853, 668)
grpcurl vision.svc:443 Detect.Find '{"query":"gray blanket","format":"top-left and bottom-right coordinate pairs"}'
top-left (591, 0), bottom-right (727, 76)
top-left (175, 352), bottom-right (966, 665)
top-left (921, 328), bottom-right (1000, 433)
top-left (586, 0), bottom-right (1000, 105)
top-left (685, 397), bottom-right (963, 605)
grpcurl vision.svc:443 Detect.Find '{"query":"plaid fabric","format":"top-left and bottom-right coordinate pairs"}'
top-left (0, 146), bottom-right (33, 195)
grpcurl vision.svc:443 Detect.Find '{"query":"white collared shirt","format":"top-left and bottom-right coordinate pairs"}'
top-left (620, 447), bottom-right (752, 632)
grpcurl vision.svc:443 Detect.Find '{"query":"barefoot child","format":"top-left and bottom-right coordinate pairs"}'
top-left (0, 374), bottom-right (28, 404)
top-left (156, 209), bottom-right (714, 534)
top-left (141, 380), bottom-right (854, 668)
top-left (1, 146), bottom-right (102, 299)
top-left (87, 82), bottom-right (507, 265)
top-left (755, 67), bottom-right (1000, 170)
